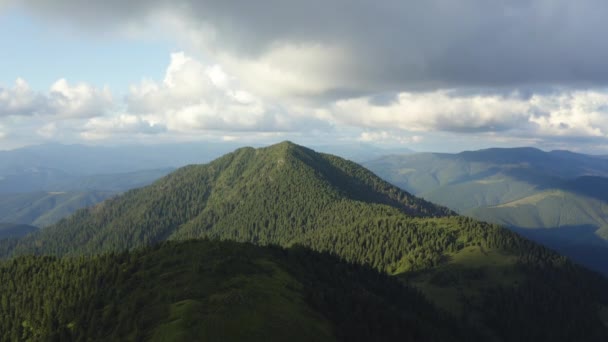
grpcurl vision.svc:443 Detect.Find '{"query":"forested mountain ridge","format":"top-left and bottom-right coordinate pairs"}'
top-left (2, 141), bottom-right (608, 340)
top-left (0, 239), bottom-right (474, 342)
top-left (7, 141), bottom-right (451, 257)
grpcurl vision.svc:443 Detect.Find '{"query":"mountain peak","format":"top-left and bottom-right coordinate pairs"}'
top-left (260, 140), bottom-right (310, 155)
top-left (11, 143), bottom-right (451, 256)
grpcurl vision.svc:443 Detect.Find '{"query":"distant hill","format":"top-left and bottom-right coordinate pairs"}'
top-left (0, 191), bottom-right (117, 227)
top-left (0, 167), bottom-right (173, 194)
top-left (0, 168), bottom-right (173, 232)
top-left (364, 147), bottom-right (608, 274)
top-left (0, 141), bottom-right (412, 177)
top-left (0, 239), bottom-right (473, 342)
top-left (0, 142), bottom-right (241, 176)
top-left (310, 142), bottom-right (414, 162)
top-left (5, 142), bottom-right (608, 340)
top-left (0, 223), bottom-right (37, 239)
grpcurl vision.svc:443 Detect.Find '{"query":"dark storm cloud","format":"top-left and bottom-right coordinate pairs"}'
top-left (10, 0), bottom-right (608, 94)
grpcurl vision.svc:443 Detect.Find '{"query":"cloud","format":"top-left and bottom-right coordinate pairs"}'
top-left (0, 78), bottom-right (45, 116)
top-left (216, 43), bottom-right (355, 101)
top-left (80, 114), bottom-right (166, 140)
top-left (36, 122), bottom-right (57, 138)
top-left (358, 131), bottom-right (423, 144)
top-left (9, 0), bottom-right (608, 101)
top-left (332, 91), bottom-right (532, 133)
top-left (49, 79), bottom-right (113, 118)
top-left (529, 91), bottom-right (608, 137)
top-left (6, 0), bottom-right (608, 153)
top-left (2, 51), bottom-right (608, 151)
top-left (127, 52), bottom-right (331, 133)
top-left (0, 78), bottom-right (113, 118)
top-left (330, 89), bottom-right (608, 140)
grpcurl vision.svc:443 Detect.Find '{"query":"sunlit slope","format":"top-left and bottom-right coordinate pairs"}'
top-left (10, 141), bottom-right (450, 256)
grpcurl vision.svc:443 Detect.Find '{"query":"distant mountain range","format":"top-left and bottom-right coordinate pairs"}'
top-left (0, 223), bottom-right (37, 239)
top-left (0, 191), bottom-right (117, 227)
top-left (2, 142), bottom-right (607, 340)
top-left (0, 168), bottom-right (174, 229)
top-left (0, 141), bottom-right (405, 183)
top-left (364, 147), bottom-right (608, 274)
top-left (0, 142), bottom-right (241, 176)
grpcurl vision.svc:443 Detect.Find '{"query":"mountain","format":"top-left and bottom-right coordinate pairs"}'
top-left (0, 239), bottom-right (473, 342)
top-left (3, 142), bottom-right (608, 340)
top-left (59, 168), bottom-right (174, 192)
top-left (9, 141), bottom-right (450, 257)
top-left (0, 223), bottom-right (37, 239)
top-left (0, 142), bottom-right (242, 176)
top-left (0, 141), bottom-right (411, 177)
top-left (0, 141), bottom-right (231, 194)
top-left (0, 167), bottom-right (173, 194)
top-left (0, 169), bottom-right (173, 229)
top-left (363, 147), bottom-right (608, 274)
top-left (310, 142), bottom-right (414, 162)
top-left (0, 191), bottom-right (118, 228)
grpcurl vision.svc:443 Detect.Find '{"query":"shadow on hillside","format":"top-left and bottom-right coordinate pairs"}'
top-left (498, 168), bottom-right (608, 203)
top-left (298, 149), bottom-right (447, 215)
top-left (510, 225), bottom-right (608, 276)
top-left (559, 176), bottom-right (608, 202)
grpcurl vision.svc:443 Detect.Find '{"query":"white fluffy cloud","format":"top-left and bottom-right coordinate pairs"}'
top-left (49, 79), bottom-right (113, 118)
top-left (4, 51), bottom-right (608, 151)
top-left (6, 1), bottom-right (608, 151)
top-left (358, 131), bottom-right (423, 144)
top-left (529, 91), bottom-right (608, 137)
top-left (330, 90), bottom-right (608, 141)
top-left (216, 43), bottom-right (355, 100)
top-left (81, 114), bottom-right (166, 140)
top-left (0, 78), bottom-right (45, 116)
top-left (0, 78), bottom-right (112, 118)
top-left (36, 122), bottom-right (58, 139)
top-left (127, 52), bottom-right (329, 133)
top-left (333, 91), bottom-right (531, 133)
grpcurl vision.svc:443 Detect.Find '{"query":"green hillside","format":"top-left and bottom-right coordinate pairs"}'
top-left (3, 142), bottom-right (608, 340)
top-left (364, 148), bottom-right (608, 274)
top-left (9, 142), bottom-right (450, 257)
top-left (0, 191), bottom-right (116, 227)
top-left (470, 190), bottom-right (608, 233)
top-left (0, 239), bottom-right (471, 342)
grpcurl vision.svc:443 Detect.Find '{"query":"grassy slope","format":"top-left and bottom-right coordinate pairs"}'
top-left (407, 246), bottom-right (519, 309)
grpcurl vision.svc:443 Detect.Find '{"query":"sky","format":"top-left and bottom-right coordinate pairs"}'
top-left (2, 1), bottom-right (608, 153)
